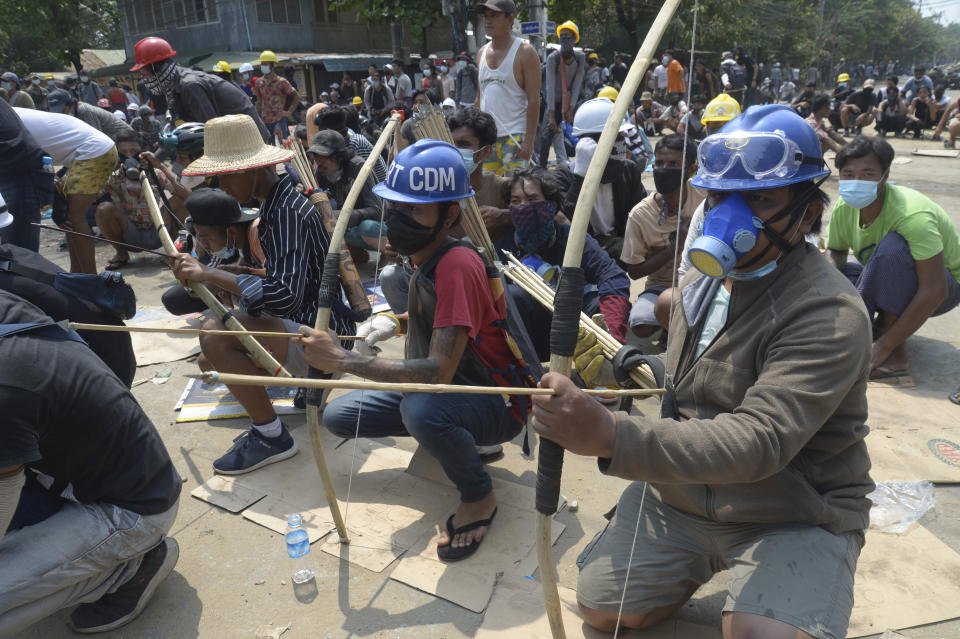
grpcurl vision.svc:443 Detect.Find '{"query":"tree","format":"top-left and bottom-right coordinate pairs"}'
top-left (0, 0), bottom-right (121, 76)
top-left (332, 0), bottom-right (442, 55)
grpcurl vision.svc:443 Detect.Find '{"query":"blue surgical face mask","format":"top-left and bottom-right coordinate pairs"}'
top-left (423, 68), bottom-right (432, 77)
top-left (687, 193), bottom-right (765, 278)
top-left (458, 148), bottom-right (478, 174)
top-left (457, 60), bottom-right (467, 70)
top-left (838, 179), bottom-right (880, 209)
top-left (1, 82), bottom-right (10, 92)
top-left (439, 65), bottom-right (448, 73)
top-left (214, 243), bottom-right (237, 261)
top-left (727, 259), bottom-right (778, 280)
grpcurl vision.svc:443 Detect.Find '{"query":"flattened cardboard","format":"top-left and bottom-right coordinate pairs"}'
top-left (391, 504), bottom-right (566, 613)
top-left (477, 576), bottom-right (721, 638)
top-left (848, 525), bottom-right (960, 637)
top-left (910, 148), bottom-right (960, 158)
top-left (190, 475), bottom-right (266, 513)
top-left (128, 311), bottom-right (203, 366)
top-left (866, 428), bottom-right (960, 483)
top-left (242, 495), bottom-right (334, 543)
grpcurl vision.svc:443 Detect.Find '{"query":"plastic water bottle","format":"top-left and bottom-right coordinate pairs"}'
top-left (285, 513), bottom-right (317, 602)
top-left (42, 156), bottom-right (53, 173)
top-left (40, 156), bottom-right (55, 220)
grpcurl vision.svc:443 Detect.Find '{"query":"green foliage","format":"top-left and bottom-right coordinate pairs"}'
top-left (332, 0), bottom-right (442, 46)
top-left (0, 0), bottom-right (121, 75)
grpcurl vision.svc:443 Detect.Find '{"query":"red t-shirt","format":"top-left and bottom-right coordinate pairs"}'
top-left (431, 246), bottom-right (530, 423)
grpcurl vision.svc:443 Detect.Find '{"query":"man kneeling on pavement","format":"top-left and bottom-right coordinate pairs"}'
top-left (531, 106), bottom-right (874, 639)
top-left (298, 140), bottom-right (534, 562)
top-left (0, 289), bottom-right (180, 635)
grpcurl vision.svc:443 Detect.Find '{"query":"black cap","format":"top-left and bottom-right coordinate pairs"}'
top-left (185, 188), bottom-right (258, 226)
top-left (475, 0), bottom-right (516, 14)
top-left (46, 88), bottom-right (74, 109)
top-left (307, 129), bottom-right (346, 157)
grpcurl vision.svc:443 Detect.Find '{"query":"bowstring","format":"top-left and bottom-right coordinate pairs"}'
top-left (613, 2), bottom-right (698, 636)
top-left (342, 130), bottom-right (395, 526)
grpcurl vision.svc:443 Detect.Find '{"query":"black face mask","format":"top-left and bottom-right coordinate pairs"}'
top-left (386, 208), bottom-right (445, 256)
top-left (601, 158), bottom-right (624, 184)
top-left (653, 167), bottom-right (683, 195)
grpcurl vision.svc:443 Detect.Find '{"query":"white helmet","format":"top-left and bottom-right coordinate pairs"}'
top-left (239, 62), bottom-right (254, 74)
top-left (572, 98), bottom-right (631, 137)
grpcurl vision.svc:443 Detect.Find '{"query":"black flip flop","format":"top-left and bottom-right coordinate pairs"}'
top-left (436, 507), bottom-right (497, 563)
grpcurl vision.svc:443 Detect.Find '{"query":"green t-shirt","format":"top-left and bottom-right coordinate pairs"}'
top-left (827, 183), bottom-right (960, 283)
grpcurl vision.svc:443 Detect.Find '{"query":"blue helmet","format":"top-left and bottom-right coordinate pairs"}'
top-left (373, 139), bottom-right (475, 204)
top-left (691, 104), bottom-right (830, 192)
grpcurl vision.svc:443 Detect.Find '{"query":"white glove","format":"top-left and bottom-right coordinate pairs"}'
top-left (573, 137), bottom-right (598, 177)
top-left (355, 313), bottom-right (401, 355)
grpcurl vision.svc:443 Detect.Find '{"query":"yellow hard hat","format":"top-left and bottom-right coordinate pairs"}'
top-left (556, 20), bottom-right (580, 44)
top-left (837, 73), bottom-right (850, 83)
top-left (588, 52), bottom-right (599, 61)
top-left (597, 86), bottom-right (619, 101)
top-left (45, 73), bottom-right (55, 80)
top-left (701, 93), bottom-right (742, 124)
top-left (352, 96), bottom-right (362, 105)
top-left (213, 60), bottom-right (232, 73)
top-left (259, 50), bottom-right (278, 64)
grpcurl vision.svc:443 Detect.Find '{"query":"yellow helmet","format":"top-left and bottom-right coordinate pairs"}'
top-left (259, 50), bottom-right (278, 64)
top-left (597, 86), bottom-right (619, 101)
top-left (701, 93), bottom-right (742, 124)
top-left (352, 96), bottom-right (363, 105)
top-left (44, 73), bottom-right (55, 80)
top-left (556, 20), bottom-right (580, 44)
top-left (213, 60), bottom-right (232, 73)
top-left (837, 72), bottom-right (850, 83)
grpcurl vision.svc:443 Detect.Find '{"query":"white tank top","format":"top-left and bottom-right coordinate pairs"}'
top-left (478, 36), bottom-right (528, 137)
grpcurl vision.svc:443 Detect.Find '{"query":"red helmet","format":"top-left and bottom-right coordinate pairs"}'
top-left (130, 37), bottom-right (177, 71)
top-left (97, 98), bottom-right (111, 108)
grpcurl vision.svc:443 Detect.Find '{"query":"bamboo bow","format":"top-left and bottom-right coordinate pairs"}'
top-left (535, 2), bottom-right (682, 636)
top-left (306, 111), bottom-right (404, 543)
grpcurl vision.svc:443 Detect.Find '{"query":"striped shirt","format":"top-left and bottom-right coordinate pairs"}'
top-left (347, 130), bottom-right (387, 183)
top-left (236, 175), bottom-right (355, 339)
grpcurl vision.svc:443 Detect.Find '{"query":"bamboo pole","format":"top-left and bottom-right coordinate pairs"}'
top-left (65, 322), bottom-right (361, 340)
top-left (191, 372), bottom-right (665, 397)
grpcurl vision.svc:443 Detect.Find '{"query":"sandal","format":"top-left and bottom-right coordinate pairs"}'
top-left (104, 257), bottom-right (129, 271)
top-left (870, 366), bottom-right (908, 380)
top-left (436, 507), bottom-right (497, 563)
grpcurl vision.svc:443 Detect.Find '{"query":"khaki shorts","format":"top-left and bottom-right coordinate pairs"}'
top-left (64, 147), bottom-right (118, 196)
top-left (577, 482), bottom-right (863, 639)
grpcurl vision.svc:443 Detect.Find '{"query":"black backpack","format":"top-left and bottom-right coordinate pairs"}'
top-left (727, 63), bottom-right (746, 90)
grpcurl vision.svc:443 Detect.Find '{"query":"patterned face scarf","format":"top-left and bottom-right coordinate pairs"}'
top-left (143, 60), bottom-right (179, 107)
top-left (510, 200), bottom-right (558, 253)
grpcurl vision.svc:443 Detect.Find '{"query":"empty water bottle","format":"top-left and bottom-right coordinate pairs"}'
top-left (285, 513), bottom-right (317, 602)
top-left (42, 156), bottom-right (53, 173)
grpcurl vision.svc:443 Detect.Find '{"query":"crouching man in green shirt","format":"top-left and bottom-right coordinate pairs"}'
top-left (531, 106), bottom-right (875, 639)
top-left (826, 136), bottom-right (960, 379)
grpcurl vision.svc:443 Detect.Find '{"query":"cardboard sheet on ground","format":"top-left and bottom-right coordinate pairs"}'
top-left (128, 308), bottom-right (203, 366)
top-left (190, 475), bottom-right (267, 512)
top-left (363, 281), bottom-right (391, 313)
top-left (911, 148), bottom-right (960, 158)
top-left (175, 378), bottom-right (303, 422)
top-left (390, 504), bottom-right (566, 613)
top-left (848, 525), bottom-right (960, 637)
top-left (476, 576), bottom-right (721, 638)
top-left (866, 428), bottom-right (960, 483)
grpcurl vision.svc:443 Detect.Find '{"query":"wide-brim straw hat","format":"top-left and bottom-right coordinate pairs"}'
top-left (183, 114), bottom-right (293, 176)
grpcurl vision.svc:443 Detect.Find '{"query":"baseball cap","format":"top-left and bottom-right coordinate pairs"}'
top-left (1, 72), bottom-right (19, 83)
top-left (475, 0), bottom-right (516, 14)
top-left (45, 88), bottom-right (74, 109)
top-left (442, 97), bottom-right (456, 108)
top-left (307, 130), bottom-right (347, 157)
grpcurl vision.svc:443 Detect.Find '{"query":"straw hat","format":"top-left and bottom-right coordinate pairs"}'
top-left (183, 114), bottom-right (293, 176)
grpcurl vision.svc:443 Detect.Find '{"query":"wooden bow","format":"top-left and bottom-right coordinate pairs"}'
top-left (306, 111), bottom-right (404, 543)
top-left (535, 2), bottom-right (682, 636)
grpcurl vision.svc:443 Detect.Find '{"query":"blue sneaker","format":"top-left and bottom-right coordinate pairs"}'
top-left (213, 424), bottom-right (298, 475)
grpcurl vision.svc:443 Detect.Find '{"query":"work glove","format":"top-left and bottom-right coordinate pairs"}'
top-left (355, 313), bottom-right (401, 355)
top-left (573, 325), bottom-right (616, 388)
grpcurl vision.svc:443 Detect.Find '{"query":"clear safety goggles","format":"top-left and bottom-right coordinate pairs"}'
top-left (697, 131), bottom-right (821, 180)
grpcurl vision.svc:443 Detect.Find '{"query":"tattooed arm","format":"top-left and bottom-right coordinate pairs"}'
top-left (297, 325), bottom-right (469, 385)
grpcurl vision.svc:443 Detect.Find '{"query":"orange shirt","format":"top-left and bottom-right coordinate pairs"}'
top-left (667, 59), bottom-right (686, 95)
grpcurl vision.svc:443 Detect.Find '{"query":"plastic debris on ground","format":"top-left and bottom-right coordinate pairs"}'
top-left (868, 480), bottom-right (935, 534)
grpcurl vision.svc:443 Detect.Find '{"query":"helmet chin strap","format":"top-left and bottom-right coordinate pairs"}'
top-left (736, 177), bottom-right (826, 271)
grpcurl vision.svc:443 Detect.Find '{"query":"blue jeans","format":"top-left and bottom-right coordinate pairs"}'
top-left (379, 261), bottom-right (412, 314)
top-left (323, 390), bottom-right (523, 502)
top-left (344, 219), bottom-right (387, 250)
top-left (0, 168), bottom-right (54, 252)
top-left (268, 117), bottom-right (290, 140)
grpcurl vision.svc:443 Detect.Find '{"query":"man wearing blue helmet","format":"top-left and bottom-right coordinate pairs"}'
top-left (529, 106), bottom-right (874, 639)
top-left (298, 139), bottom-right (533, 562)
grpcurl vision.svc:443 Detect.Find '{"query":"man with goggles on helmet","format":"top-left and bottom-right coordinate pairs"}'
top-left (530, 105), bottom-right (873, 639)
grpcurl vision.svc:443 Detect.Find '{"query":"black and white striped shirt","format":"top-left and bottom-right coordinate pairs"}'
top-left (348, 130), bottom-right (387, 183)
top-left (236, 175), bottom-right (355, 338)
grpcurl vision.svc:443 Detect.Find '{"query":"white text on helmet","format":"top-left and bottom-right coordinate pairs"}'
top-left (409, 166), bottom-right (455, 192)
